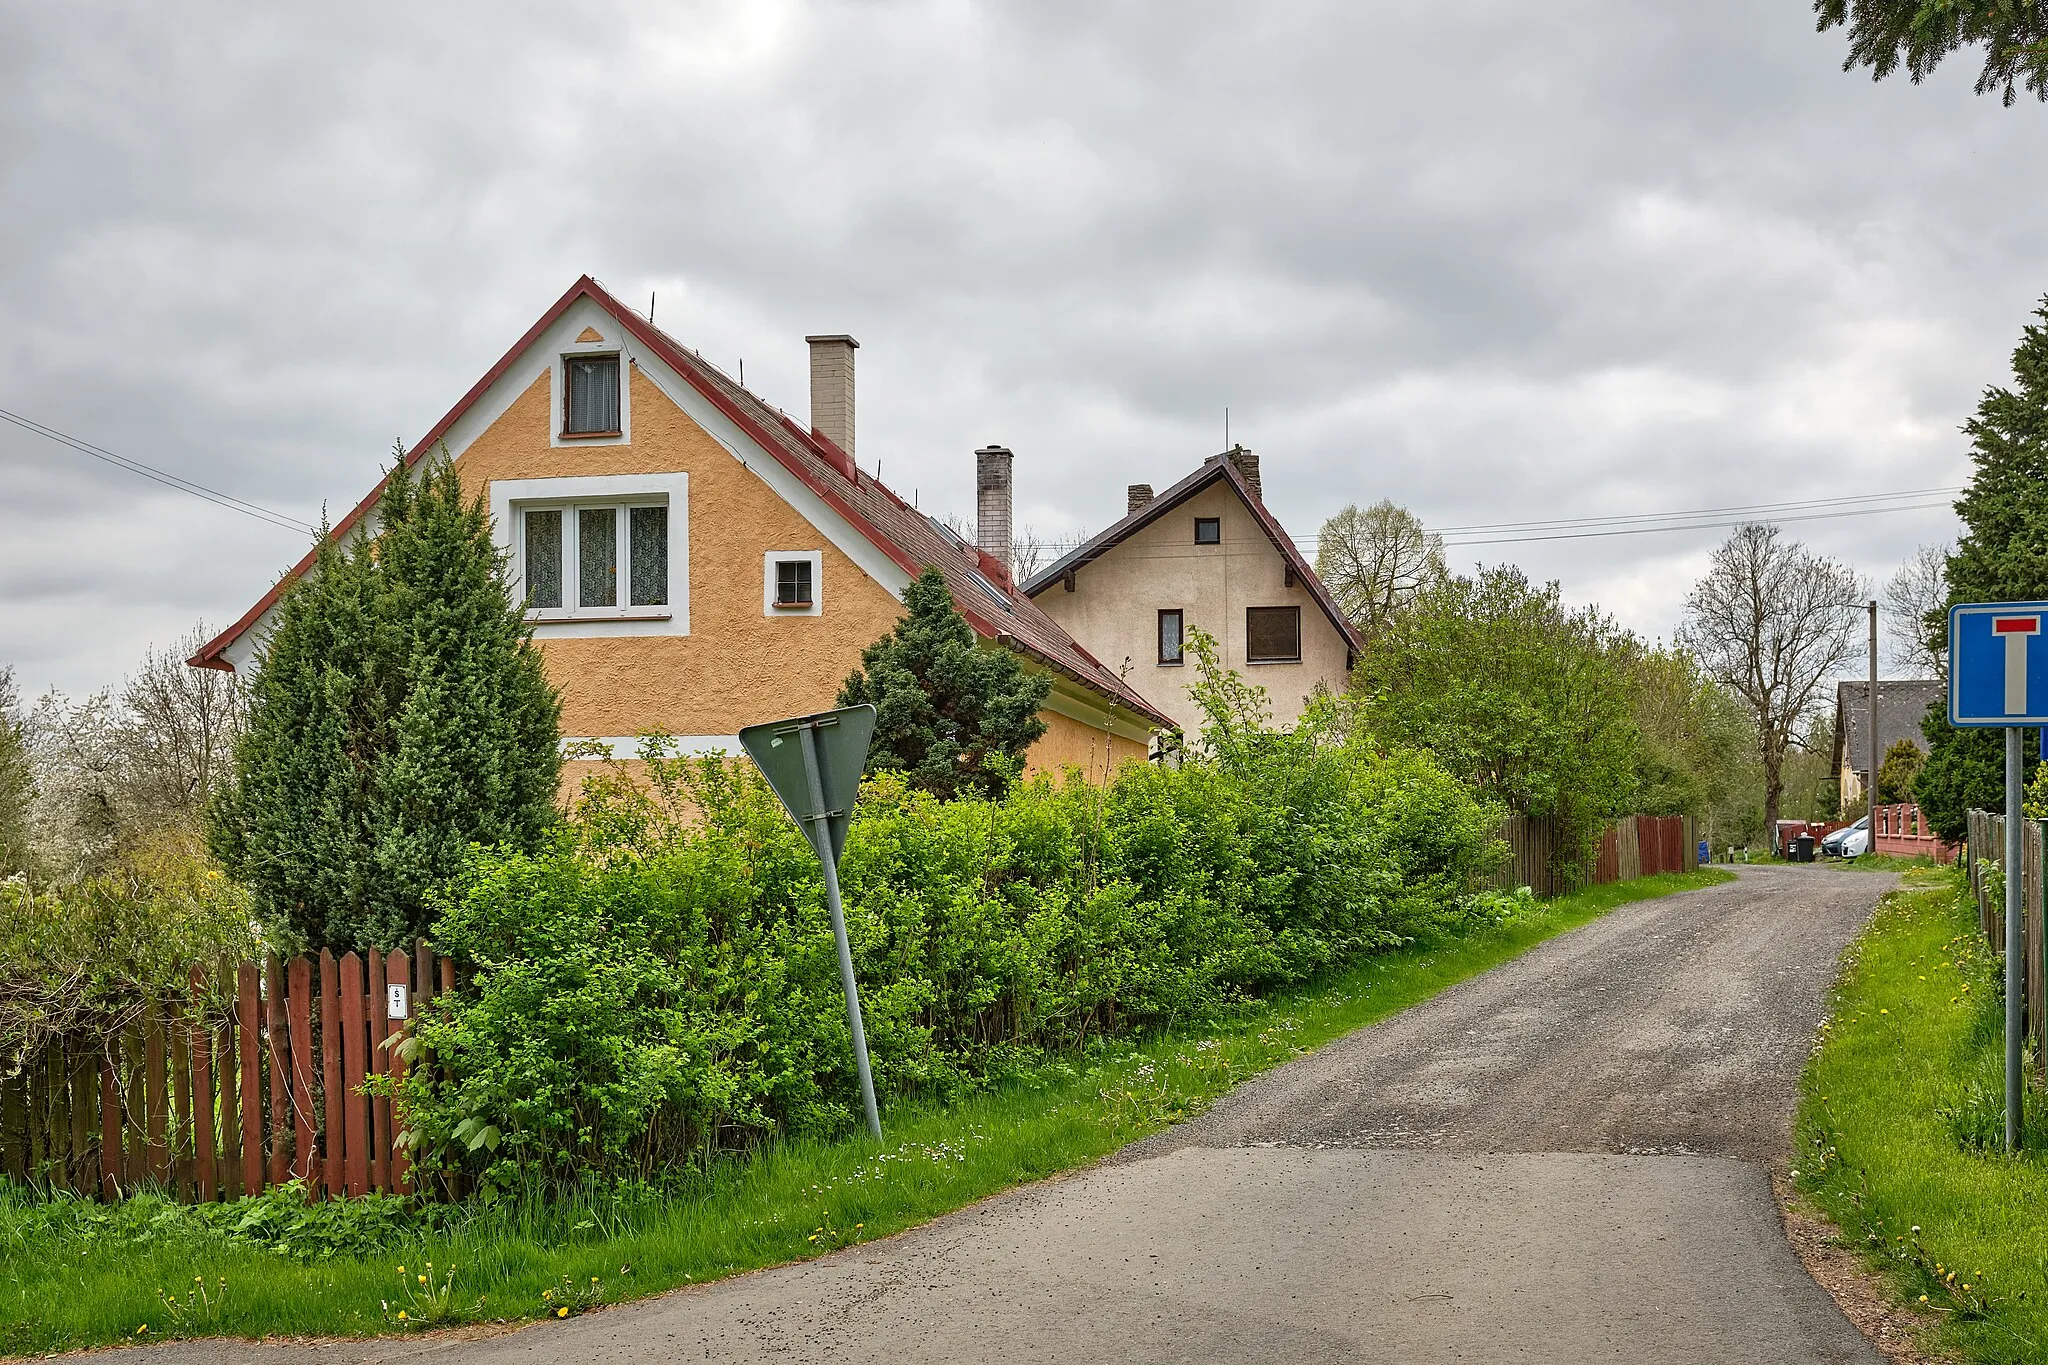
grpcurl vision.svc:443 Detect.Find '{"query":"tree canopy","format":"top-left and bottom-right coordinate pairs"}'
top-left (210, 448), bottom-right (562, 950)
top-left (1679, 523), bottom-right (1862, 838)
top-left (1356, 564), bottom-right (1640, 871)
top-left (1816, 0), bottom-right (2048, 105)
top-left (1918, 299), bottom-right (2048, 839)
top-left (837, 566), bottom-right (1051, 799)
top-left (1314, 500), bottom-right (1445, 647)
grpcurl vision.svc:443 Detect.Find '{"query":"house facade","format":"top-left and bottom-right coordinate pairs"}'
top-left (1832, 679), bottom-right (1943, 806)
top-left (1021, 449), bottom-right (1361, 740)
top-left (191, 276), bottom-right (1167, 786)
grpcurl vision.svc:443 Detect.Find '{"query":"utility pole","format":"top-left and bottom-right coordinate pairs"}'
top-left (1868, 600), bottom-right (1879, 858)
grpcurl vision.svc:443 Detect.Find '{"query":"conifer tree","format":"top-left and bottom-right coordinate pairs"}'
top-left (211, 448), bottom-right (561, 948)
top-left (1916, 299), bottom-right (2048, 840)
top-left (837, 566), bottom-right (1049, 799)
top-left (0, 667), bottom-right (32, 878)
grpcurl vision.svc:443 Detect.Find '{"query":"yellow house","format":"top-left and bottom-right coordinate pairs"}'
top-left (191, 276), bottom-right (1167, 785)
top-left (1022, 448), bottom-right (1361, 740)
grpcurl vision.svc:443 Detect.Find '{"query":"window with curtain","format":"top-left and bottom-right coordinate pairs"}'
top-left (563, 354), bottom-right (620, 435)
top-left (521, 499), bottom-right (668, 616)
top-left (1246, 606), bottom-right (1301, 663)
top-left (1158, 608), bottom-right (1184, 665)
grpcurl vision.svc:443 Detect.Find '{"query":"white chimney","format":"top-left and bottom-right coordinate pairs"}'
top-left (805, 334), bottom-right (859, 456)
top-left (976, 445), bottom-right (1013, 569)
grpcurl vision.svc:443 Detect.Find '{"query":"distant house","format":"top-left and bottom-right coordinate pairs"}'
top-left (1832, 679), bottom-right (1943, 805)
top-left (190, 275), bottom-right (1171, 786)
top-left (1020, 448), bottom-right (1361, 741)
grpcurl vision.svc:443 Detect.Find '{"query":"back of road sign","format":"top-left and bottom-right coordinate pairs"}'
top-left (738, 704), bottom-right (877, 863)
top-left (1951, 602), bottom-right (2048, 726)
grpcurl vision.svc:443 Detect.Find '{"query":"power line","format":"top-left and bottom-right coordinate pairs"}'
top-left (1425, 485), bottom-right (1962, 536)
top-left (0, 405), bottom-right (318, 536)
top-left (1438, 499), bottom-right (1954, 548)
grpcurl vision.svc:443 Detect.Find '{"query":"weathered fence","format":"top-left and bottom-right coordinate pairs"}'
top-left (0, 944), bottom-right (446, 1203)
top-left (1963, 809), bottom-right (2047, 1076)
top-left (1483, 814), bottom-right (1698, 898)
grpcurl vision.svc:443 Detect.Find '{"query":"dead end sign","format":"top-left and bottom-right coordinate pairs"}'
top-left (1950, 602), bottom-right (2048, 727)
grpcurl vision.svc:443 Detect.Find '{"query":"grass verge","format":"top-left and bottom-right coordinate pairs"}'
top-left (1, 868), bottom-right (1731, 1355)
top-left (1796, 865), bottom-right (2048, 1363)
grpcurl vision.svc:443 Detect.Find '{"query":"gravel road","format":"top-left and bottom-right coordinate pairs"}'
top-left (123, 865), bottom-right (1894, 1365)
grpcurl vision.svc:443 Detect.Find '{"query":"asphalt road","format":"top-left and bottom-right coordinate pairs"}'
top-left (128, 864), bottom-right (1893, 1365)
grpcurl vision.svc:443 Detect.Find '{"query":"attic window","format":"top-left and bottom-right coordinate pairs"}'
top-left (564, 354), bottom-right (621, 436)
top-left (1246, 606), bottom-right (1301, 664)
top-left (775, 558), bottom-right (813, 607)
top-left (1194, 517), bottom-right (1221, 545)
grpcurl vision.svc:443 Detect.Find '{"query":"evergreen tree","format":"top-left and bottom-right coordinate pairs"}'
top-left (837, 566), bottom-right (1049, 799)
top-left (0, 667), bottom-right (32, 878)
top-left (1875, 738), bottom-right (1926, 805)
top-left (1916, 299), bottom-right (2048, 841)
top-left (211, 448), bottom-right (561, 948)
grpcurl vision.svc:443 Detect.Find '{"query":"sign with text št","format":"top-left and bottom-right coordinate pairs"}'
top-left (1950, 602), bottom-right (2048, 727)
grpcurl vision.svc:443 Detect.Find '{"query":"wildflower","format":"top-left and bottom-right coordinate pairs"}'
top-left (1919, 1295), bottom-right (1929, 1303)
top-left (1911, 1225), bottom-right (1921, 1235)
top-left (135, 1325), bottom-right (148, 1336)
top-left (419, 1275), bottom-right (428, 1286)
top-left (398, 1311), bottom-right (409, 1322)
top-left (557, 1307), bottom-right (570, 1318)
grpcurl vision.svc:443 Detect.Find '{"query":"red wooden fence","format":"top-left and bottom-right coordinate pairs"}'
top-left (0, 943), bottom-right (449, 1203)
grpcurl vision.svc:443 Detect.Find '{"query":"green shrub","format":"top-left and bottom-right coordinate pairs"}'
top-left (400, 717), bottom-right (1504, 1190)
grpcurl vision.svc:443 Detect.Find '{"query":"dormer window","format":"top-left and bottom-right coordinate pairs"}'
top-left (563, 354), bottom-right (621, 436)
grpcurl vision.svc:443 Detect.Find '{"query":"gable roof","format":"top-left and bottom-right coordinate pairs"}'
top-left (1020, 454), bottom-right (1364, 655)
top-left (190, 275), bottom-right (1173, 731)
top-left (1833, 679), bottom-right (1943, 775)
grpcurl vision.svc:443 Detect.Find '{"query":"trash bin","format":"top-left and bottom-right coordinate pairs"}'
top-left (1791, 834), bottom-right (1816, 863)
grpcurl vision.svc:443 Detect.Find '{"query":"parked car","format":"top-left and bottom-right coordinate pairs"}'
top-left (1822, 817), bottom-right (1868, 858)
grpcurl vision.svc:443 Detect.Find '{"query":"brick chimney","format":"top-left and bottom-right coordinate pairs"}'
top-left (805, 334), bottom-right (859, 457)
top-left (976, 445), bottom-right (1013, 570)
top-left (1225, 445), bottom-right (1261, 502)
top-left (1127, 484), bottom-right (1154, 515)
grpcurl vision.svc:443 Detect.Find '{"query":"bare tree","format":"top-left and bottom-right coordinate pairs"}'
top-left (1883, 542), bottom-right (1950, 680)
top-left (1678, 524), bottom-right (1863, 838)
top-left (1315, 500), bottom-right (1447, 645)
top-left (939, 514), bottom-right (1065, 584)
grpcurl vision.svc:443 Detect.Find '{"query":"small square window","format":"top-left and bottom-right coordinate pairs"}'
top-left (1158, 609), bottom-right (1184, 665)
top-left (564, 354), bottom-right (620, 435)
top-left (1246, 606), bottom-right (1301, 663)
top-left (1194, 517), bottom-right (1221, 545)
top-left (775, 558), bottom-right (814, 607)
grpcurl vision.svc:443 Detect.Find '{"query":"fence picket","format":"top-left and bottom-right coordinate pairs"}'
top-left (189, 969), bottom-right (216, 1203)
top-left (264, 953), bottom-right (288, 1187)
top-left (214, 965), bottom-right (239, 1200)
top-left (387, 947), bottom-right (411, 1191)
top-left (368, 949), bottom-right (389, 1193)
top-left (321, 949), bottom-right (343, 1200)
top-left (289, 957), bottom-right (315, 1180)
top-left (340, 952), bottom-right (369, 1198)
top-left (237, 962), bottom-right (263, 1195)
top-left (143, 1009), bottom-right (168, 1186)
top-left (168, 1016), bottom-right (191, 1200)
top-left (99, 1052), bottom-right (120, 1199)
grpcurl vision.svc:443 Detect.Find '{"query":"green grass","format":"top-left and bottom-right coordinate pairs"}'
top-left (0, 868), bottom-right (1731, 1355)
top-left (1796, 866), bottom-right (2048, 1363)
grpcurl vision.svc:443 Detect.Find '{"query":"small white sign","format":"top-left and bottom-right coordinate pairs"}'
top-left (386, 983), bottom-right (409, 1021)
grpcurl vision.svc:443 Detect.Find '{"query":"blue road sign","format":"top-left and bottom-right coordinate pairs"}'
top-left (1950, 601), bottom-right (2048, 726)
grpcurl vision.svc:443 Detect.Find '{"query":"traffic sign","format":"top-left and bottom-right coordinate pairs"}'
top-left (1949, 602), bottom-right (2048, 726)
top-left (740, 705), bottom-right (876, 866)
top-left (738, 703), bottom-right (882, 1140)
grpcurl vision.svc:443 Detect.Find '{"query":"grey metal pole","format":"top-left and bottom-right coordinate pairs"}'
top-left (798, 723), bottom-right (883, 1142)
top-left (1868, 601), bottom-right (1879, 858)
top-left (2008, 724), bottom-right (2024, 1151)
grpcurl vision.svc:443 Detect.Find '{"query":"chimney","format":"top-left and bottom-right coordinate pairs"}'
top-left (976, 445), bottom-right (1013, 569)
top-left (1225, 445), bottom-right (1261, 502)
top-left (805, 334), bottom-right (859, 457)
top-left (1127, 483), bottom-right (1154, 515)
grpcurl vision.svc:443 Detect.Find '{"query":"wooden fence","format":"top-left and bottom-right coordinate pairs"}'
top-left (1, 944), bottom-right (447, 1202)
top-left (1964, 809), bottom-right (2048, 1075)
top-left (1484, 814), bottom-right (1698, 898)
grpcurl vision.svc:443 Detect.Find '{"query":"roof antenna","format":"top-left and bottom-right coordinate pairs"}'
top-left (739, 358), bottom-right (745, 386)
top-left (649, 291), bottom-right (656, 325)
top-left (1224, 406), bottom-right (1230, 450)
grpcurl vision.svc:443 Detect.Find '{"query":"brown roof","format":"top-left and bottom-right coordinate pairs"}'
top-left (1020, 453), bottom-right (1364, 657)
top-left (191, 276), bottom-right (1173, 731)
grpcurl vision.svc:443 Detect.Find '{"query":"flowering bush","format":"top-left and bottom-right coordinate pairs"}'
top-left (400, 710), bottom-right (1504, 1189)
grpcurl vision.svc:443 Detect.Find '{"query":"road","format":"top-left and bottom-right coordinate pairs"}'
top-left (134, 865), bottom-right (1892, 1365)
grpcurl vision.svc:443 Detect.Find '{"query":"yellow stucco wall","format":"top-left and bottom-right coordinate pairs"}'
top-left (451, 356), bottom-right (1154, 785)
top-left (1024, 708), bottom-right (1151, 784)
top-left (1032, 480), bottom-right (1352, 737)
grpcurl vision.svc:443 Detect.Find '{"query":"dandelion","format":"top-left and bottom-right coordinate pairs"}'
top-left (135, 1325), bottom-right (148, 1336)
top-left (1912, 1225), bottom-right (1921, 1235)
top-left (398, 1311), bottom-right (409, 1322)
top-left (1919, 1295), bottom-right (1929, 1303)
top-left (557, 1307), bottom-right (570, 1319)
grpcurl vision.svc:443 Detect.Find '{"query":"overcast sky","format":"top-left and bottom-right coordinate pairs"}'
top-left (4, 0), bottom-right (2042, 700)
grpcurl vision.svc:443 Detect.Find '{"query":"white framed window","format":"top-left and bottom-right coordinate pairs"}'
top-left (490, 474), bottom-right (688, 637)
top-left (521, 500), bottom-right (670, 619)
top-left (763, 550), bottom-right (823, 617)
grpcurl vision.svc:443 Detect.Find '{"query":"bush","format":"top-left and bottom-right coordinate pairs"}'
top-left (401, 711), bottom-right (1505, 1190)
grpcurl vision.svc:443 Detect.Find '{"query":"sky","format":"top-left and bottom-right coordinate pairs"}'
top-left (4, 0), bottom-right (2044, 701)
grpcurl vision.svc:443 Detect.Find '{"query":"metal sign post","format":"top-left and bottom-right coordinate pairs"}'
top-left (1949, 602), bottom-right (2048, 1150)
top-left (739, 704), bottom-right (882, 1141)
